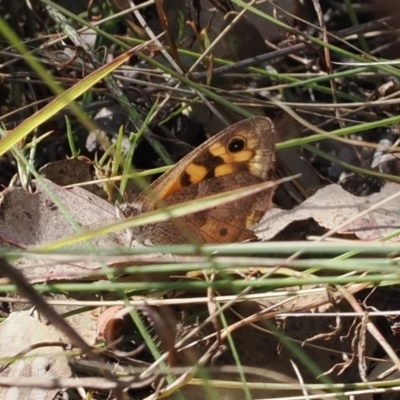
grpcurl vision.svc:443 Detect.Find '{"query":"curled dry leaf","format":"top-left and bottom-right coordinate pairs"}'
top-left (97, 305), bottom-right (178, 366)
top-left (96, 305), bottom-right (127, 344)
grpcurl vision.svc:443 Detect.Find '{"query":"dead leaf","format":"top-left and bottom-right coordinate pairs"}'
top-left (0, 179), bottom-right (130, 283)
top-left (257, 182), bottom-right (400, 241)
top-left (0, 310), bottom-right (72, 400)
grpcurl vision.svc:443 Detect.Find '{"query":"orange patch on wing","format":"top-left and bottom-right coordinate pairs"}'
top-left (160, 180), bottom-right (184, 199)
top-left (185, 163), bottom-right (208, 184)
top-left (225, 149), bottom-right (254, 163)
top-left (214, 164), bottom-right (236, 177)
top-left (159, 163), bottom-right (209, 200)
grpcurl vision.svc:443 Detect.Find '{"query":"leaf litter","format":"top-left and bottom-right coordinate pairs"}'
top-left (1, 1), bottom-right (400, 399)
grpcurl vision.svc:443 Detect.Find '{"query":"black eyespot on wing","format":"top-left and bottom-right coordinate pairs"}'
top-left (228, 137), bottom-right (245, 153)
top-left (219, 227), bottom-right (228, 237)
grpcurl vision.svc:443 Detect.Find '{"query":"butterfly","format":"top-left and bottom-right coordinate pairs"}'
top-left (130, 117), bottom-right (276, 244)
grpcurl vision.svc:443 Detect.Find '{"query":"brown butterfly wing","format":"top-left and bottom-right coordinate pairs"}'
top-left (135, 117), bottom-right (276, 244)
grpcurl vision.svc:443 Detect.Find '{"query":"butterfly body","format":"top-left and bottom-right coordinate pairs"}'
top-left (133, 117), bottom-right (276, 245)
